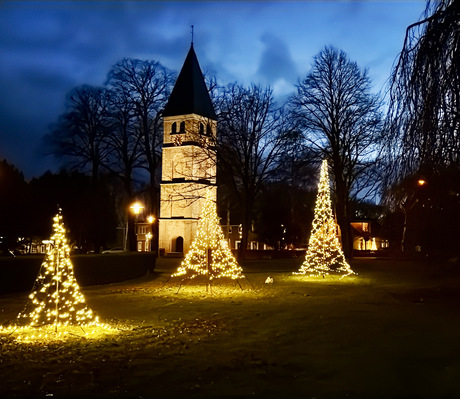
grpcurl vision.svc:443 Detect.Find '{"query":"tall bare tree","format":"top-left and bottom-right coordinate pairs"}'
top-left (106, 58), bottom-right (174, 215)
top-left (106, 58), bottom-right (174, 252)
top-left (46, 85), bottom-right (112, 185)
top-left (216, 83), bottom-right (288, 257)
top-left (105, 81), bottom-right (142, 198)
top-left (289, 46), bottom-right (383, 257)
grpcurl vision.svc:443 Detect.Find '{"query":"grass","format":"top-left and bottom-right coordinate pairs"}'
top-left (1, 257), bottom-right (460, 398)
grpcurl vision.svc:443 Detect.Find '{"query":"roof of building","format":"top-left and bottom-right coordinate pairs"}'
top-left (163, 44), bottom-right (217, 120)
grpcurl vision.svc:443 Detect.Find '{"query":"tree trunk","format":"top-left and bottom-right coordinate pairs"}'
top-left (333, 162), bottom-right (352, 259)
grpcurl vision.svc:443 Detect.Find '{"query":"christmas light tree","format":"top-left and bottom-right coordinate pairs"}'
top-left (295, 160), bottom-right (355, 278)
top-left (1, 210), bottom-right (110, 340)
top-left (172, 189), bottom-right (245, 287)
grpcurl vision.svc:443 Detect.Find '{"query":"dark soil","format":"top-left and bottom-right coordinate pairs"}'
top-left (1, 257), bottom-right (460, 398)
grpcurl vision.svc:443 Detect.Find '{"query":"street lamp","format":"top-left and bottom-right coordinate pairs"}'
top-left (146, 232), bottom-right (153, 251)
top-left (125, 201), bottom-right (144, 252)
top-left (130, 202), bottom-right (144, 216)
top-left (417, 179), bottom-right (427, 186)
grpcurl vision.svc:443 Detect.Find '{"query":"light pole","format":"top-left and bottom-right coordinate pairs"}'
top-left (127, 201), bottom-right (144, 252)
top-left (146, 215), bottom-right (155, 252)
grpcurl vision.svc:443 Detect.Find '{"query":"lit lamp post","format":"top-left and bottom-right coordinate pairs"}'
top-left (130, 202), bottom-right (144, 217)
top-left (400, 177), bottom-right (427, 253)
top-left (127, 201), bottom-right (144, 252)
top-left (146, 233), bottom-right (153, 252)
top-left (146, 215), bottom-right (155, 252)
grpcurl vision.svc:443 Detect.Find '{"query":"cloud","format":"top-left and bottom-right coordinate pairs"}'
top-left (0, 1), bottom-right (426, 178)
top-left (255, 32), bottom-right (298, 93)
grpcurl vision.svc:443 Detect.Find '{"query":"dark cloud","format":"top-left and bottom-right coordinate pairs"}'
top-left (0, 1), bottom-right (426, 179)
top-left (256, 32), bottom-right (298, 87)
top-left (0, 2), bottom-right (191, 179)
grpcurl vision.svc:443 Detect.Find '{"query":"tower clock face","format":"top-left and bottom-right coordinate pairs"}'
top-left (173, 135), bottom-right (183, 146)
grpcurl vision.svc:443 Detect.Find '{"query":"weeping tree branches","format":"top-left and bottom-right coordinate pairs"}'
top-left (383, 1), bottom-right (460, 258)
top-left (385, 0), bottom-right (460, 185)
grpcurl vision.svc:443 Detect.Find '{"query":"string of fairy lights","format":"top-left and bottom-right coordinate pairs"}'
top-left (295, 159), bottom-right (355, 278)
top-left (1, 164), bottom-right (355, 341)
top-left (0, 210), bottom-right (112, 341)
top-left (172, 188), bottom-right (245, 283)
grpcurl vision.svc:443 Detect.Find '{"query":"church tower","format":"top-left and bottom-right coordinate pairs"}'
top-left (159, 44), bottom-right (217, 255)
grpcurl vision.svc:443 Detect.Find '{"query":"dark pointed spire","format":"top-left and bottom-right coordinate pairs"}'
top-left (163, 45), bottom-right (217, 120)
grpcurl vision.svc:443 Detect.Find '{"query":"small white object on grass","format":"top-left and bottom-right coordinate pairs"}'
top-left (265, 276), bottom-right (274, 284)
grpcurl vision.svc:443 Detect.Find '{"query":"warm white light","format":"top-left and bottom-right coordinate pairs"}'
top-left (370, 237), bottom-right (378, 251)
top-left (0, 210), bottom-right (113, 341)
top-left (130, 202), bottom-right (143, 215)
top-left (417, 179), bottom-right (427, 186)
top-left (147, 215), bottom-right (155, 223)
top-left (295, 160), bottom-right (355, 278)
top-left (172, 189), bottom-right (245, 283)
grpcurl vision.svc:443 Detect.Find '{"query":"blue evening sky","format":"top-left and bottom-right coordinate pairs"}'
top-left (0, 1), bottom-right (426, 179)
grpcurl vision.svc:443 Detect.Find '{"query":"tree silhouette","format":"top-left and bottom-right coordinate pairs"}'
top-left (383, 1), bottom-right (460, 258)
top-left (385, 0), bottom-right (460, 184)
top-left (45, 85), bottom-right (111, 186)
top-left (0, 160), bottom-right (29, 255)
top-left (215, 83), bottom-right (288, 258)
top-left (106, 58), bottom-right (174, 215)
top-left (289, 46), bottom-right (383, 257)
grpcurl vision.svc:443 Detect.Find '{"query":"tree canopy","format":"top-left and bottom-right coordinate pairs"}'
top-left (289, 46), bottom-right (383, 256)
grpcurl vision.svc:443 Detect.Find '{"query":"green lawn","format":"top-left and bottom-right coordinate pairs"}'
top-left (1, 257), bottom-right (460, 398)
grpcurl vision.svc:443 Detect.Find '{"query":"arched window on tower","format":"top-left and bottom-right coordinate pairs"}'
top-left (171, 122), bottom-right (177, 134)
top-left (199, 123), bottom-right (204, 135)
top-left (206, 123), bottom-right (212, 136)
top-left (180, 121), bottom-right (185, 133)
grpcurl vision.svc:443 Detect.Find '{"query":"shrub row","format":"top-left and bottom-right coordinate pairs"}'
top-left (0, 253), bottom-right (156, 295)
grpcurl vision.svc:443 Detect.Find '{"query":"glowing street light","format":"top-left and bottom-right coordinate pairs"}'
top-left (130, 202), bottom-right (144, 216)
top-left (417, 179), bottom-right (427, 186)
top-left (124, 202), bottom-right (144, 252)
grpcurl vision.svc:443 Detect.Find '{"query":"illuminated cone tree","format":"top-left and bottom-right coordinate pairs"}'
top-left (14, 211), bottom-right (101, 329)
top-left (296, 160), bottom-right (355, 278)
top-left (172, 189), bottom-right (245, 284)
